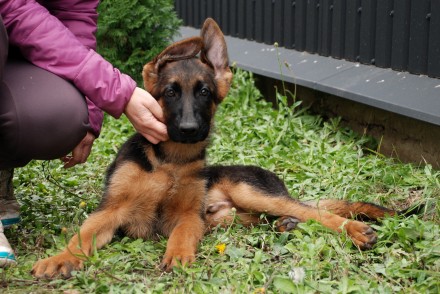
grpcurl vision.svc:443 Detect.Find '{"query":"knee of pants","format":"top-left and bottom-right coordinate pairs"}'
top-left (0, 58), bottom-right (91, 169)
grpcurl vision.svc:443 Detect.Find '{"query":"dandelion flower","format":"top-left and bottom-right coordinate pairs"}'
top-left (215, 243), bottom-right (226, 255)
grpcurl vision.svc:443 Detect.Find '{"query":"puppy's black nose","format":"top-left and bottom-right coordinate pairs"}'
top-left (179, 122), bottom-right (198, 135)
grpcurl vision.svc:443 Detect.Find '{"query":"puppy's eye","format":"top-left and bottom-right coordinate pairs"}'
top-left (200, 88), bottom-right (210, 96)
top-left (165, 89), bottom-right (176, 97)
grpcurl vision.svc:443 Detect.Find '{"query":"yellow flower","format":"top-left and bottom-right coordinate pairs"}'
top-left (79, 201), bottom-right (87, 208)
top-left (215, 243), bottom-right (226, 255)
top-left (254, 287), bottom-right (265, 294)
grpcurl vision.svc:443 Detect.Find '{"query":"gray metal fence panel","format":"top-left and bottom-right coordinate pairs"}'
top-left (408, 0), bottom-right (431, 75)
top-left (263, 0), bottom-right (274, 45)
top-left (359, 0), bottom-right (376, 65)
top-left (283, 0), bottom-right (295, 49)
top-left (254, 0), bottom-right (264, 43)
top-left (344, 0), bottom-right (361, 62)
top-left (331, 0), bottom-right (346, 59)
top-left (237, 0), bottom-right (246, 38)
top-left (294, 0), bottom-right (307, 51)
top-left (175, 0), bottom-right (440, 78)
top-left (273, 0), bottom-right (284, 47)
top-left (221, 0), bottom-right (229, 35)
top-left (318, 0), bottom-right (333, 57)
top-left (305, 0), bottom-right (319, 54)
top-left (391, 0), bottom-right (410, 72)
top-left (374, 0), bottom-right (393, 68)
top-left (428, 1), bottom-right (440, 77)
top-left (228, 0), bottom-right (238, 37)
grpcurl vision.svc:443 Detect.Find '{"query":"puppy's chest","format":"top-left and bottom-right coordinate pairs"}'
top-left (155, 162), bottom-right (205, 201)
top-left (122, 162), bottom-right (206, 238)
top-left (151, 163), bottom-right (206, 234)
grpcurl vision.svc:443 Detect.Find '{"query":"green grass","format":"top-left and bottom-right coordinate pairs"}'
top-left (2, 69), bottom-right (440, 293)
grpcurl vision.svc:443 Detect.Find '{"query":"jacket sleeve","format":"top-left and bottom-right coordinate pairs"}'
top-left (85, 97), bottom-right (104, 137)
top-left (42, 0), bottom-right (99, 50)
top-left (40, 0), bottom-right (104, 137)
top-left (0, 0), bottom-right (136, 126)
top-left (42, 0), bottom-right (104, 137)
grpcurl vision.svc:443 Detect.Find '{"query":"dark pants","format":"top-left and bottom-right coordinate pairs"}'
top-left (0, 17), bottom-right (90, 169)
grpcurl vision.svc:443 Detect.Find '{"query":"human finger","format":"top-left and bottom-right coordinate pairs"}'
top-left (63, 132), bottom-right (95, 168)
top-left (144, 93), bottom-right (165, 123)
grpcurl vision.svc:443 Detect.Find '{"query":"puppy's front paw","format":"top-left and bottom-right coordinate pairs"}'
top-left (31, 252), bottom-right (83, 279)
top-left (160, 249), bottom-right (195, 272)
top-left (346, 221), bottom-right (377, 250)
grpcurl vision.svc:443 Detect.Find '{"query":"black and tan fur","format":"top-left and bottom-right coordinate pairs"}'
top-left (32, 19), bottom-right (396, 279)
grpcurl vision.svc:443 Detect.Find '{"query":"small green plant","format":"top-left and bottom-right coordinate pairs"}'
top-left (96, 0), bottom-right (182, 84)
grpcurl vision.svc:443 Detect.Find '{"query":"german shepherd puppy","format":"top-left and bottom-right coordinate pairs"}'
top-left (32, 18), bottom-right (396, 279)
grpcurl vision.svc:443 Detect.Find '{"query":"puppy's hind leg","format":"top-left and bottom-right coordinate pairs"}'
top-left (205, 189), bottom-right (263, 229)
top-left (275, 216), bottom-right (301, 232)
top-left (32, 206), bottom-right (128, 279)
top-left (225, 183), bottom-right (378, 249)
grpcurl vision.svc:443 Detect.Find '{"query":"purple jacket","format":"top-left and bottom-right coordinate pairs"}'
top-left (0, 0), bottom-right (137, 137)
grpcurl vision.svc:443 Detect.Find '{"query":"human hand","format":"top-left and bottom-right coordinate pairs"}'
top-left (124, 87), bottom-right (168, 144)
top-left (61, 132), bottom-right (96, 168)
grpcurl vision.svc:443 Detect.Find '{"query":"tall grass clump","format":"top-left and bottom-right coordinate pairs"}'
top-left (2, 68), bottom-right (439, 293)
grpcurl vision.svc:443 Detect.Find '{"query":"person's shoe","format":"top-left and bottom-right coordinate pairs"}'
top-left (1, 200), bottom-right (20, 228)
top-left (1, 169), bottom-right (20, 227)
top-left (0, 221), bottom-right (16, 267)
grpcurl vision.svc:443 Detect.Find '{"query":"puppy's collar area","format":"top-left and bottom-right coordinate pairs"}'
top-left (153, 141), bottom-right (208, 164)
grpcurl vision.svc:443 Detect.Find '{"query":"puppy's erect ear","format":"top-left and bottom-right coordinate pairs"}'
top-left (143, 37), bottom-right (203, 93)
top-left (200, 18), bottom-right (233, 101)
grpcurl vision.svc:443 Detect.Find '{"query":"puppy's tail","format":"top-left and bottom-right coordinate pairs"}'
top-left (304, 199), bottom-right (425, 221)
top-left (303, 199), bottom-right (395, 221)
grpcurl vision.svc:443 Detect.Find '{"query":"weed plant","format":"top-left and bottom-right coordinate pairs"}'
top-left (1, 69), bottom-right (439, 293)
